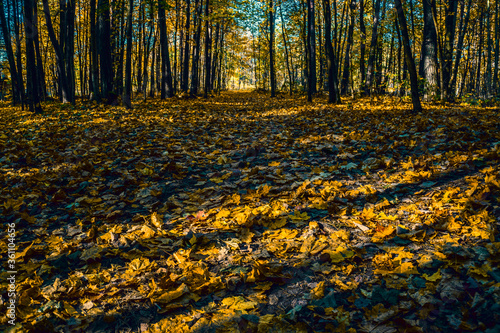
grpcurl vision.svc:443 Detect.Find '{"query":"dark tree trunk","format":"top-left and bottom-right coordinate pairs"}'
top-left (340, 0), bottom-right (355, 95)
top-left (269, 0), bottom-right (276, 97)
top-left (123, 0), bottom-right (133, 108)
top-left (159, 0), bottom-right (174, 98)
top-left (365, 0), bottom-right (382, 95)
top-left (450, 0), bottom-right (472, 97)
top-left (24, 0), bottom-right (42, 113)
top-left (442, 0), bottom-right (459, 100)
top-left (181, 0), bottom-right (191, 92)
top-left (359, 0), bottom-right (366, 95)
top-left (280, 3), bottom-right (293, 94)
top-left (419, 0), bottom-right (439, 100)
top-left (394, 0), bottom-right (422, 113)
top-left (203, 0), bottom-right (211, 98)
top-left (494, 0), bottom-right (500, 96)
top-left (33, 4), bottom-right (46, 99)
top-left (90, 0), bottom-right (100, 100)
top-left (13, 0), bottom-right (25, 109)
top-left (97, 0), bottom-right (113, 100)
top-left (484, 0), bottom-right (492, 97)
top-left (322, 0), bottom-right (340, 103)
top-left (307, 0), bottom-right (316, 101)
top-left (190, 0), bottom-right (203, 95)
top-left (0, 0), bottom-right (22, 105)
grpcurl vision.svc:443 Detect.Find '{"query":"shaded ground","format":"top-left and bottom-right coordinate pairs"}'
top-left (1, 92), bottom-right (500, 332)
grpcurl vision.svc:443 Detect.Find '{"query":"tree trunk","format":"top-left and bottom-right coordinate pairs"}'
top-left (359, 0), bottom-right (366, 95)
top-left (24, 0), bottom-right (42, 113)
top-left (394, 0), bottom-right (422, 113)
top-left (269, 0), bottom-right (276, 97)
top-left (307, 0), bottom-right (316, 101)
top-left (97, 0), bottom-right (113, 101)
top-left (159, 0), bottom-right (174, 98)
top-left (203, 0), bottom-right (211, 98)
top-left (419, 0), bottom-right (439, 101)
top-left (190, 0), bottom-right (203, 96)
top-left (181, 0), bottom-right (191, 92)
top-left (90, 0), bottom-right (100, 100)
top-left (494, 0), bottom-right (500, 96)
top-left (484, 0), bottom-right (492, 97)
top-left (280, 3), bottom-right (293, 94)
top-left (450, 0), bottom-right (472, 96)
top-left (365, 0), bottom-right (382, 95)
top-left (442, 0), bottom-right (459, 100)
top-left (0, 0), bottom-right (22, 105)
top-left (340, 0), bottom-right (355, 95)
top-left (322, 0), bottom-right (340, 103)
top-left (123, 0), bottom-right (133, 108)
top-left (13, 0), bottom-right (25, 109)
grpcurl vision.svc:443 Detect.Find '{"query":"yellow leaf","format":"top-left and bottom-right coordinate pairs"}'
top-left (151, 212), bottom-right (163, 229)
top-left (311, 281), bottom-right (325, 299)
top-left (394, 262), bottom-right (418, 275)
top-left (155, 283), bottom-right (189, 303)
top-left (422, 270), bottom-right (442, 282)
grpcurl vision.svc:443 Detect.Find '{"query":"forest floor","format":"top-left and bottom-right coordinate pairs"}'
top-left (1, 91), bottom-right (500, 333)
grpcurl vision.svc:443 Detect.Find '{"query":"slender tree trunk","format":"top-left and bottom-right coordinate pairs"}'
top-left (442, 0), bottom-right (459, 100)
top-left (280, 3), bottom-right (293, 94)
top-left (450, 0), bottom-right (472, 96)
top-left (340, 0), bottom-right (355, 95)
top-left (90, 0), bottom-right (100, 100)
top-left (307, 0), bottom-right (316, 101)
top-left (97, 0), bottom-right (113, 101)
top-left (123, 0), bottom-right (133, 108)
top-left (24, 0), bottom-right (42, 113)
top-left (419, 0), bottom-right (439, 100)
top-left (322, 0), bottom-right (340, 103)
top-left (159, 0), bottom-right (174, 98)
top-left (269, 0), bottom-right (276, 97)
top-left (190, 0), bottom-right (203, 95)
top-left (494, 0), bottom-right (500, 96)
top-left (395, 0), bottom-right (422, 113)
top-left (33, 4), bottom-right (46, 99)
top-left (359, 0), bottom-right (366, 95)
top-left (13, 0), bottom-right (25, 109)
top-left (181, 0), bottom-right (191, 92)
top-left (365, 0), bottom-right (382, 95)
top-left (203, 0), bottom-right (211, 97)
top-left (476, 7), bottom-right (485, 98)
top-left (484, 0), bottom-right (492, 97)
top-left (0, 0), bottom-right (21, 105)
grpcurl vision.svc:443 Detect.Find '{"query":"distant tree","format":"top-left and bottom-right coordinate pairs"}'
top-left (306, 0), bottom-right (316, 102)
top-left (0, 0), bottom-right (22, 105)
top-left (394, 0), bottom-right (422, 113)
top-left (159, 0), bottom-right (174, 98)
top-left (419, 0), bottom-right (439, 101)
top-left (24, 0), bottom-right (42, 113)
top-left (123, 0), bottom-right (133, 108)
top-left (322, 0), bottom-right (340, 103)
top-left (269, 0), bottom-right (276, 97)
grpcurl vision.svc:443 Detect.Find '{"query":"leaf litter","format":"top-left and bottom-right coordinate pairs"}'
top-left (1, 92), bottom-right (500, 332)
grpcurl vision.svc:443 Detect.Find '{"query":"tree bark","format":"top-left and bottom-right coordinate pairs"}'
top-left (419, 0), bottom-right (439, 100)
top-left (190, 0), bottom-right (203, 95)
top-left (322, 0), bottom-right (340, 103)
top-left (307, 0), bottom-right (316, 101)
top-left (450, 0), bottom-right (472, 96)
top-left (204, 0), bottom-right (211, 97)
top-left (269, 0), bottom-right (276, 97)
top-left (0, 0), bottom-right (22, 105)
top-left (394, 0), bottom-right (422, 113)
top-left (280, 3), bottom-right (293, 94)
top-left (181, 0), bottom-right (191, 92)
top-left (123, 0), bottom-right (133, 108)
top-left (359, 0), bottom-right (366, 95)
top-left (24, 0), bottom-right (42, 113)
top-left (341, 0), bottom-right (355, 95)
top-left (159, 0), bottom-right (174, 98)
top-left (442, 0), bottom-right (459, 100)
top-left (365, 0), bottom-right (382, 95)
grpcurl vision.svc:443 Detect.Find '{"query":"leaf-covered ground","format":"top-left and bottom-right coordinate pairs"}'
top-left (1, 92), bottom-right (500, 333)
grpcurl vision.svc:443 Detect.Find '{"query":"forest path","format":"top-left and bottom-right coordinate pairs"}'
top-left (0, 93), bottom-right (499, 332)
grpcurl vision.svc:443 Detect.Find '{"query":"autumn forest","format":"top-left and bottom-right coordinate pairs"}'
top-left (1, 0), bottom-right (500, 332)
